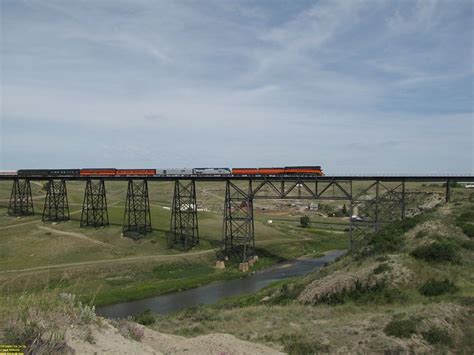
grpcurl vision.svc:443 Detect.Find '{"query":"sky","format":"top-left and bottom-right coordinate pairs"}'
top-left (0, 0), bottom-right (472, 174)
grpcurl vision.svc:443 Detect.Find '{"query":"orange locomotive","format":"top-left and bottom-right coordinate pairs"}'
top-left (232, 166), bottom-right (323, 176)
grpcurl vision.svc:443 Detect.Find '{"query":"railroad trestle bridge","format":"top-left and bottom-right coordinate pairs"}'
top-left (2, 175), bottom-right (473, 265)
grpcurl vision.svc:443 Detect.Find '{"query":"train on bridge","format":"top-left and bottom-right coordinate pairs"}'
top-left (0, 166), bottom-right (324, 177)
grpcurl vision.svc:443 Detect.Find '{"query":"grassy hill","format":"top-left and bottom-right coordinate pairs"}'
top-left (150, 192), bottom-right (474, 353)
top-left (1, 179), bottom-right (471, 353)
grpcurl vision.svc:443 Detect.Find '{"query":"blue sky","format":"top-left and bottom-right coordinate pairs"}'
top-left (0, 0), bottom-right (472, 174)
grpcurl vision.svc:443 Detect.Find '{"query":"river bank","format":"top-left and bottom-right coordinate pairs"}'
top-left (96, 250), bottom-right (346, 318)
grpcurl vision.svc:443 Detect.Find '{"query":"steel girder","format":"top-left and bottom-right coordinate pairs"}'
top-left (221, 180), bottom-right (255, 262)
top-left (8, 178), bottom-right (34, 216)
top-left (42, 179), bottom-right (70, 222)
top-left (168, 180), bottom-right (199, 251)
top-left (123, 179), bottom-right (152, 236)
top-left (349, 180), bottom-right (407, 247)
top-left (250, 178), bottom-right (352, 200)
top-left (81, 179), bottom-right (109, 227)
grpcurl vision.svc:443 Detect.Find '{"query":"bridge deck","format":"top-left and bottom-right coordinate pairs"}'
top-left (0, 175), bottom-right (473, 182)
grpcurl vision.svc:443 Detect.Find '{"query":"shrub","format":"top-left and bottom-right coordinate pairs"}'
top-left (300, 216), bottom-right (310, 228)
top-left (415, 230), bottom-right (429, 239)
top-left (367, 214), bottom-right (426, 254)
top-left (133, 309), bottom-right (155, 326)
top-left (410, 241), bottom-right (461, 263)
top-left (116, 321), bottom-right (145, 342)
top-left (3, 320), bottom-right (68, 354)
top-left (268, 282), bottom-right (306, 305)
top-left (456, 209), bottom-right (474, 237)
top-left (384, 318), bottom-right (417, 338)
top-left (373, 263), bottom-right (391, 274)
top-left (3, 320), bottom-right (44, 346)
top-left (375, 255), bottom-right (389, 262)
top-left (180, 306), bottom-right (218, 322)
top-left (458, 239), bottom-right (474, 250)
top-left (422, 326), bottom-right (452, 345)
top-left (456, 210), bottom-right (474, 223)
top-left (341, 204), bottom-right (348, 216)
top-left (419, 279), bottom-right (459, 297)
top-left (280, 334), bottom-right (329, 354)
top-left (318, 281), bottom-right (407, 305)
top-left (460, 223), bottom-right (474, 238)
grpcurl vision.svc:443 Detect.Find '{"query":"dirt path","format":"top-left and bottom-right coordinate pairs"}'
top-left (0, 249), bottom-right (215, 275)
top-left (38, 225), bottom-right (120, 250)
top-left (0, 237), bottom-right (311, 275)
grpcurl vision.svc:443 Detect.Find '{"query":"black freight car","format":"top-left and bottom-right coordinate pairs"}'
top-left (17, 169), bottom-right (80, 177)
top-left (18, 169), bottom-right (51, 176)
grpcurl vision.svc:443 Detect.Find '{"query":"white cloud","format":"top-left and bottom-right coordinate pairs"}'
top-left (0, 0), bottom-right (472, 173)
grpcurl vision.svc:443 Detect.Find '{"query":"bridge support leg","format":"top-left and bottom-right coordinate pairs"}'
top-left (42, 179), bottom-right (70, 222)
top-left (374, 180), bottom-right (380, 233)
top-left (81, 179), bottom-right (109, 227)
top-left (168, 180), bottom-right (199, 251)
top-left (123, 179), bottom-right (152, 237)
top-left (8, 178), bottom-right (34, 216)
top-left (445, 179), bottom-right (451, 203)
top-left (401, 180), bottom-right (406, 219)
top-left (221, 180), bottom-right (255, 263)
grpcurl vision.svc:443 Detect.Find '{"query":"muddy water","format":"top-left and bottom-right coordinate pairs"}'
top-left (96, 250), bottom-right (345, 319)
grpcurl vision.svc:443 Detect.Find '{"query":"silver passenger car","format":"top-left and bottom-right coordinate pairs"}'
top-left (193, 168), bottom-right (231, 175)
top-left (163, 168), bottom-right (194, 175)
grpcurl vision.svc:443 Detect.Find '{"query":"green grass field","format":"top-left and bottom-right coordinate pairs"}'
top-left (0, 179), bottom-right (349, 306)
top-left (0, 179), bottom-right (468, 307)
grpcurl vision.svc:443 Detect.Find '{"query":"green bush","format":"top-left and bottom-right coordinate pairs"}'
top-left (384, 318), bottom-right (417, 338)
top-left (268, 282), bottom-right (306, 305)
top-left (367, 214), bottom-right (426, 254)
top-left (373, 263), bottom-right (391, 274)
top-left (318, 281), bottom-right (407, 305)
top-left (3, 320), bottom-right (43, 346)
top-left (133, 309), bottom-right (155, 326)
top-left (456, 209), bottom-right (474, 223)
top-left (410, 241), bottom-right (461, 263)
top-left (300, 216), bottom-right (310, 228)
top-left (3, 320), bottom-right (67, 354)
top-left (422, 326), bottom-right (452, 345)
top-left (415, 230), bottom-right (429, 239)
top-left (460, 223), bottom-right (474, 238)
top-left (280, 334), bottom-right (329, 354)
top-left (458, 239), bottom-right (474, 250)
top-left (419, 279), bottom-right (459, 297)
top-left (456, 209), bottom-right (474, 237)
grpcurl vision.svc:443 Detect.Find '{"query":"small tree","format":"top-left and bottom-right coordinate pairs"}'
top-left (342, 204), bottom-right (347, 216)
top-left (300, 215), bottom-right (310, 228)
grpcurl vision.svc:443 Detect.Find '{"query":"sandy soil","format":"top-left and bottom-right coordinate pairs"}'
top-left (66, 319), bottom-right (283, 355)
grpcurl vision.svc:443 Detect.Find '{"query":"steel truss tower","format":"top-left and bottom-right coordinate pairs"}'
top-left (221, 180), bottom-right (255, 262)
top-left (8, 178), bottom-right (34, 216)
top-left (81, 179), bottom-right (109, 227)
top-left (42, 179), bottom-right (70, 222)
top-left (123, 179), bottom-right (152, 236)
top-left (168, 180), bottom-right (199, 250)
top-left (349, 180), bottom-right (406, 247)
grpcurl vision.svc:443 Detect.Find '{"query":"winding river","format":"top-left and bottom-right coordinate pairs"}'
top-left (96, 250), bottom-right (345, 319)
